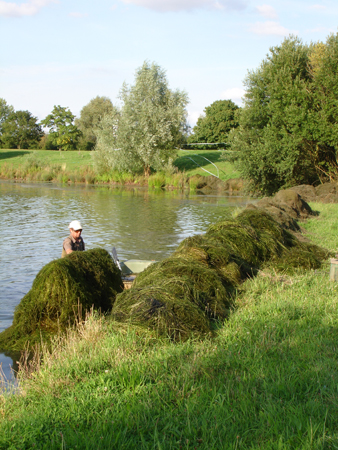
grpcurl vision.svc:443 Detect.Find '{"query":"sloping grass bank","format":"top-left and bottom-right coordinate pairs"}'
top-left (0, 149), bottom-right (240, 188)
top-left (0, 204), bottom-right (337, 449)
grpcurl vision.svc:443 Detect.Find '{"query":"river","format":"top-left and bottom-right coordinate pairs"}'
top-left (0, 180), bottom-right (252, 383)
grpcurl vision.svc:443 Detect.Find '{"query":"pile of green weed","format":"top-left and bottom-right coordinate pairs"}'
top-left (112, 208), bottom-right (330, 340)
top-left (236, 209), bottom-right (330, 271)
top-left (0, 249), bottom-right (123, 351)
top-left (114, 258), bottom-right (230, 339)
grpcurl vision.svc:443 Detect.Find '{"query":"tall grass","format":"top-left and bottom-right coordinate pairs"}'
top-left (0, 204), bottom-right (338, 449)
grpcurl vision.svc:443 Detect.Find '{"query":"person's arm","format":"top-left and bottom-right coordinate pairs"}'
top-left (63, 237), bottom-right (73, 255)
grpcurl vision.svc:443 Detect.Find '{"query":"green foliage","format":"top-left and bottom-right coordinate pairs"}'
top-left (1, 110), bottom-right (43, 149)
top-left (92, 111), bottom-right (120, 174)
top-left (188, 99), bottom-right (240, 148)
top-left (95, 61), bottom-right (189, 176)
top-left (38, 132), bottom-right (58, 150)
top-left (41, 105), bottom-right (82, 151)
top-left (0, 249), bottom-right (123, 350)
top-left (76, 96), bottom-right (115, 150)
top-left (0, 98), bottom-right (14, 143)
top-left (230, 34), bottom-right (338, 195)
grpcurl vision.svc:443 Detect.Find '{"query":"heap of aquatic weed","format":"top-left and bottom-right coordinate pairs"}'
top-left (113, 257), bottom-right (230, 340)
top-left (236, 209), bottom-right (330, 271)
top-left (173, 234), bottom-right (242, 287)
top-left (112, 208), bottom-right (329, 340)
top-left (0, 249), bottom-right (123, 351)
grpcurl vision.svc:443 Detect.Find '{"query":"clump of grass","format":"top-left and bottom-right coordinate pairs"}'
top-left (0, 249), bottom-right (123, 351)
top-left (159, 172), bottom-right (188, 189)
top-left (188, 175), bottom-right (200, 190)
top-left (148, 173), bottom-right (165, 189)
top-left (85, 173), bottom-right (96, 184)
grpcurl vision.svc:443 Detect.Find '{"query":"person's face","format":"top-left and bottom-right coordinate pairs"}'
top-left (70, 228), bottom-right (82, 240)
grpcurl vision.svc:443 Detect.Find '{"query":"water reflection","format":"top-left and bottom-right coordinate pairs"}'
top-left (0, 180), bottom-right (252, 381)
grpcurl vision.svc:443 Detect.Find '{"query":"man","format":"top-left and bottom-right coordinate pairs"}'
top-left (62, 220), bottom-right (85, 258)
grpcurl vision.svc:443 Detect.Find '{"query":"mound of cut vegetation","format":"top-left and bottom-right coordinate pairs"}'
top-left (112, 205), bottom-right (330, 340)
top-left (0, 249), bottom-right (123, 351)
top-left (288, 182), bottom-right (338, 204)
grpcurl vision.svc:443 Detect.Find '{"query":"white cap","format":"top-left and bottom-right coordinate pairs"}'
top-left (69, 220), bottom-right (82, 231)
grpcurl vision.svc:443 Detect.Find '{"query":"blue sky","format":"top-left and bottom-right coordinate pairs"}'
top-left (0, 0), bottom-right (337, 126)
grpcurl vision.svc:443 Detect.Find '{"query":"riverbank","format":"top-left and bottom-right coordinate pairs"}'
top-left (0, 149), bottom-right (241, 191)
top-left (1, 203), bottom-right (337, 449)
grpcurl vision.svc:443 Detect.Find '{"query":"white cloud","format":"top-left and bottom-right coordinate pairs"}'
top-left (255, 4), bottom-right (277, 19)
top-left (221, 87), bottom-right (245, 103)
top-left (309, 4), bottom-right (327, 11)
top-left (0, 0), bottom-right (56, 17)
top-left (249, 21), bottom-right (293, 36)
top-left (69, 12), bottom-right (88, 18)
top-left (120, 0), bottom-right (247, 12)
top-left (188, 110), bottom-right (202, 126)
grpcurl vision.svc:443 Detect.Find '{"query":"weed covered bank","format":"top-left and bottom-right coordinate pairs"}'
top-left (1, 260), bottom-right (338, 448)
top-left (0, 199), bottom-right (337, 449)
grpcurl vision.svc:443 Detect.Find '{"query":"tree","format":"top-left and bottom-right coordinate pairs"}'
top-left (95, 61), bottom-right (189, 176)
top-left (1, 110), bottom-right (43, 149)
top-left (306, 34), bottom-right (338, 179)
top-left (92, 111), bottom-right (120, 174)
top-left (0, 98), bottom-right (14, 146)
top-left (41, 105), bottom-right (82, 150)
top-left (229, 33), bottom-right (338, 195)
top-left (75, 96), bottom-right (115, 150)
top-left (188, 100), bottom-right (240, 148)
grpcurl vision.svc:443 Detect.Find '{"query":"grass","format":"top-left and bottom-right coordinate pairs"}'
top-left (0, 149), bottom-right (93, 169)
top-left (0, 203), bottom-right (338, 449)
top-left (302, 203), bottom-right (338, 252)
top-left (0, 149), bottom-right (240, 188)
top-left (175, 149), bottom-right (240, 181)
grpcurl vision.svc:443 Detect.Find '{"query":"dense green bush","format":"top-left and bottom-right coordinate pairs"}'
top-left (229, 33), bottom-right (338, 195)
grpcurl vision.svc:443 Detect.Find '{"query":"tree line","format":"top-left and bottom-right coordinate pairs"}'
top-left (2, 31), bottom-right (338, 190)
top-left (0, 96), bottom-right (115, 151)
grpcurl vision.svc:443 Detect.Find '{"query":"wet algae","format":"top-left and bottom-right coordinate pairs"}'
top-left (0, 249), bottom-right (123, 351)
top-left (112, 207), bottom-right (330, 340)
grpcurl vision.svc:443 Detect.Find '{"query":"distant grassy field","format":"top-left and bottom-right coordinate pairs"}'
top-left (0, 149), bottom-right (240, 184)
top-left (0, 149), bottom-right (93, 169)
top-left (175, 149), bottom-right (240, 181)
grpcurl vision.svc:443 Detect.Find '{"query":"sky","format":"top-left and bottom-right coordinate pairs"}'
top-left (0, 0), bottom-right (337, 127)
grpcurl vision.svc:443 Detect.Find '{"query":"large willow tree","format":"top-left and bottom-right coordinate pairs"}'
top-left (230, 34), bottom-right (338, 195)
top-left (94, 62), bottom-right (189, 176)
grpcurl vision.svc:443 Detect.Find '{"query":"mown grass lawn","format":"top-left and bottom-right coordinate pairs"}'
top-left (174, 150), bottom-right (240, 181)
top-left (0, 149), bottom-right (93, 170)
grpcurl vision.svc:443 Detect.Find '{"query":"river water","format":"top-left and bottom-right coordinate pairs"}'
top-left (0, 180), bottom-right (252, 383)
